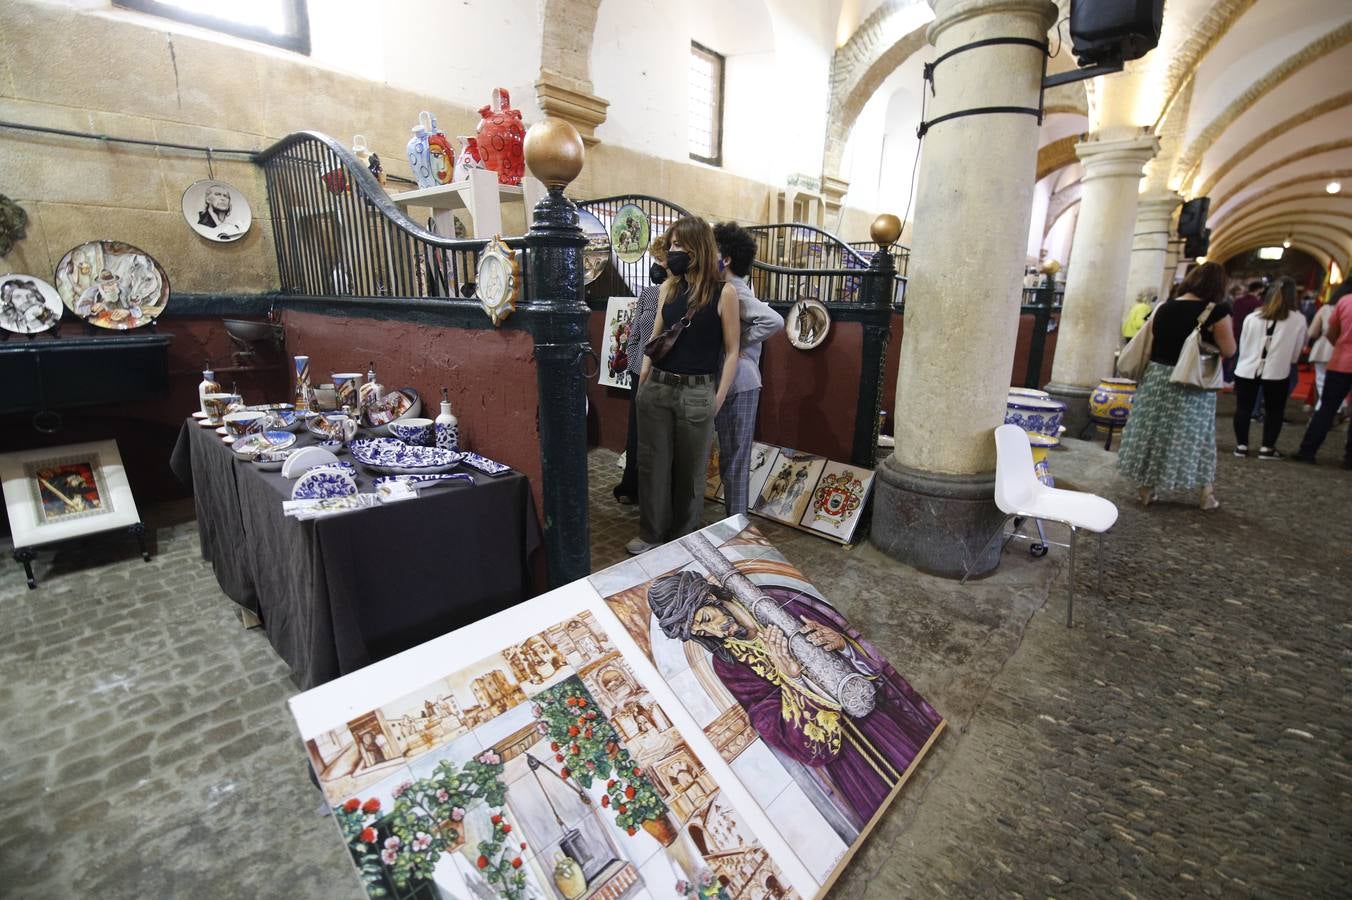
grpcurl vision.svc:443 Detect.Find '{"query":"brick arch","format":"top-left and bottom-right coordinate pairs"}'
top-left (1036, 135), bottom-right (1081, 182)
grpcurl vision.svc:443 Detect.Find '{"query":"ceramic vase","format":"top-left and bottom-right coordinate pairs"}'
top-left (435, 389), bottom-right (460, 451)
top-left (1088, 377), bottom-right (1137, 427)
top-left (1028, 433), bottom-right (1059, 487)
top-left (453, 136), bottom-right (484, 182)
top-left (1004, 395), bottom-right (1066, 438)
top-left (406, 111), bottom-right (435, 188)
top-left (552, 854), bottom-right (586, 899)
top-left (293, 355), bottom-right (312, 412)
top-left (198, 367), bottom-right (220, 417)
top-left (427, 132), bottom-right (455, 185)
top-left (475, 88), bottom-right (525, 186)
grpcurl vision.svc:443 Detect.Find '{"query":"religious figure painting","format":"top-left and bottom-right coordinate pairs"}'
top-left (751, 451), bottom-right (825, 527)
top-left (28, 459), bottom-right (109, 524)
top-left (599, 297), bottom-right (638, 389)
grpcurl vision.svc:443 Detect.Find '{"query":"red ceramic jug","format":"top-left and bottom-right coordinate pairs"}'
top-left (476, 88), bottom-right (525, 186)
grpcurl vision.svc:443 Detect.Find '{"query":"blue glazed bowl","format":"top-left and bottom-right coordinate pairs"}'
top-left (387, 417), bottom-right (435, 446)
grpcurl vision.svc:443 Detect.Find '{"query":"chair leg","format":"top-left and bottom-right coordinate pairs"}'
top-left (1096, 531), bottom-right (1105, 594)
top-left (962, 515), bottom-right (1013, 585)
top-left (1066, 525), bottom-right (1077, 628)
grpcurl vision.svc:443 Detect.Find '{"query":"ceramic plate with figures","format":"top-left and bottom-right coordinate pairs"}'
top-left (53, 241), bottom-right (170, 330)
top-left (181, 180), bottom-right (252, 242)
top-left (609, 203), bottom-right (650, 264)
top-left (0, 274), bottom-right (63, 335)
top-left (578, 208), bottom-right (612, 285)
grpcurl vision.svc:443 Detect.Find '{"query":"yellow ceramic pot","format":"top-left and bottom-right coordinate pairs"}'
top-left (1088, 377), bottom-right (1136, 426)
top-left (553, 853), bottom-right (586, 899)
top-left (1028, 432), bottom-right (1059, 487)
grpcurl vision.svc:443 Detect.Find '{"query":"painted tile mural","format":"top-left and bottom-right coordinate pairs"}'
top-left (292, 516), bottom-right (942, 899)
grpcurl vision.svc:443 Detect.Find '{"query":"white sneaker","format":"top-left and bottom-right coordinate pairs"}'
top-left (625, 537), bottom-right (658, 556)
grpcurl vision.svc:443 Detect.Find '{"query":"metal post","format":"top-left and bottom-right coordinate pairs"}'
top-left (523, 187), bottom-right (591, 587)
top-left (850, 246), bottom-right (896, 469)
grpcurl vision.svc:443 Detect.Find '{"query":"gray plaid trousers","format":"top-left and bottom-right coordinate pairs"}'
top-left (715, 388), bottom-right (761, 517)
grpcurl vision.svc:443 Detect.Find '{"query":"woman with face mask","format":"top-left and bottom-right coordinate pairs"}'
top-left (627, 217), bottom-right (742, 555)
top-left (613, 234), bottom-right (671, 505)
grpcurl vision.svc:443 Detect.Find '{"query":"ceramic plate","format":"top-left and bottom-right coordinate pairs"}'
top-left (52, 240), bottom-right (170, 330)
top-left (291, 467), bottom-right (357, 501)
top-left (786, 297), bottom-right (831, 350)
top-left (460, 452), bottom-right (511, 476)
top-left (192, 411), bottom-right (209, 419)
top-left (349, 438), bottom-right (463, 474)
top-left (371, 473), bottom-right (474, 490)
top-left (181, 179), bottom-right (252, 243)
top-left (232, 430), bottom-right (297, 459)
top-left (199, 418), bottom-right (220, 428)
top-left (0, 273), bottom-right (63, 334)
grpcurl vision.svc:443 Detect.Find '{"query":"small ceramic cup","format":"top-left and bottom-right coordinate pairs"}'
top-left (388, 417), bottom-right (435, 446)
top-left (331, 372), bottom-right (365, 410)
top-left (203, 392), bottom-right (243, 422)
top-left (318, 412), bottom-right (359, 442)
top-left (223, 410), bottom-right (274, 439)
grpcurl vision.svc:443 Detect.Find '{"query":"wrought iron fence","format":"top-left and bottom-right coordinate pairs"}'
top-left (257, 131), bottom-right (527, 301)
top-left (576, 194), bottom-right (691, 297)
top-left (848, 240), bottom-right (911, 278)
top-left (750, 224), bottom-right (906, 306)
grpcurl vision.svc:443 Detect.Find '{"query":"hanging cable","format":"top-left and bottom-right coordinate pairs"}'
top-left (0, 119), bottom-right (260, 158)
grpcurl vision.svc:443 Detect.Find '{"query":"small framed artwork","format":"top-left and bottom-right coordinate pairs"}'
top-left (0, 440), bottom-right (142, 549)
top-left (598, 296), bottom-right (637, 389)
top-left (799, 461), bottom-right (875, 544)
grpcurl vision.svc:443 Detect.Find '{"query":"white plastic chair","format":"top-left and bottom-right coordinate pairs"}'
top-left (980, 425), bottom-right (1119, 626)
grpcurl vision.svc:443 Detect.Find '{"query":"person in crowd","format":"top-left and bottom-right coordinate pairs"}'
top-left (613, 235), bottom-right (670, 505)
top-left (712, 222), bottom-right (783, 517)
top-left (1229, 279), bottom-right (1265, 408)
top-left (627, 217), bottom-right (741, 555)
top-left (1300, 291), bottom-right (1318, 324)
top-left (1293, 281), bottom-right (1352, 468)
top-left (1122, 290), bottom-right (1155, 343)
top-left (1306, 277), bottom-right (1352, 418)
top-left (1117, 261), bottom-right (1237, 510)
top-left (1231, 277), bottom-right (1305, 459)
top-left (1222, 282), bottom-right (1245, 383)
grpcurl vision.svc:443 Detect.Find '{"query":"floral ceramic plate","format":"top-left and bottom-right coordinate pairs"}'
top-left (232, 430), bottom-right (297, 459)
top-left (350, 438), bottom-right (463, 474)
top-left (291, 466), bottom-right (357, 501)
top-left (371, 473), bottom-right (474, 490)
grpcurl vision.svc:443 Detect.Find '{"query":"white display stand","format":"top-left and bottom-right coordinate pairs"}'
top-left (390, 169), bottom-right (547, 238)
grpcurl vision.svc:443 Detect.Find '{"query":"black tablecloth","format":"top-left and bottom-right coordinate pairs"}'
top-left (171, 421), bottom-right (541, 689)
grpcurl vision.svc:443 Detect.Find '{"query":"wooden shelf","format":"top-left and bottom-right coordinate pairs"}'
top-left (388, 169), bottom-right (545, 238)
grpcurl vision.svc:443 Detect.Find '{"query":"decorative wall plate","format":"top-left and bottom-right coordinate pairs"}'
top-left (786, 297), bottom-right (831, 350)
top-left (53, 240), bottom-right (170, 330)
top-left (577, 208), bottom-right (612, 285)
top-left (460, 451), bottom-right (511, 476)
top-left (349, 438), bottom-right (463, 474)
top-left (0, 273), bottom-right (63, 335)
top-left (474, 235), bottom-right (520, 327)
top-left (291, 466), bottom-right (357, 501)
top-left (231, 430), bottom-right (297, 459)
top-left (181, 180), bottom-right (252, 242)
top-left (609, 203), bottom-right (649, 264)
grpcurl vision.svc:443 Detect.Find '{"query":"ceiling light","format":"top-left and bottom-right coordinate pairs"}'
top-left (1195, 256), bottom-right (1208, 264)
top-left (1259, 247), bottom-right (1285, 260)
top-left (1283, 237), bottom-right (1292, 248)
top-left (1328, 181), bottom-right (1343, 194)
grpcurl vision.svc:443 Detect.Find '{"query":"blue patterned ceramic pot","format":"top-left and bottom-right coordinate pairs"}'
top-left (1004, 396), bottom-right (1066, 437)
top-left (1088, 377), bottom-right (1136, 425)
top-left (388, 417), bottom-right (435, 446)
top-left (1007, 387), bottom-right (1051, 400)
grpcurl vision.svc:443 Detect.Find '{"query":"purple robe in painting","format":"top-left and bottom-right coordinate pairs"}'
top-left (711, 588), bottom-right (941, 827)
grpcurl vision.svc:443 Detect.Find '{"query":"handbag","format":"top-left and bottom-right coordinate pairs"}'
top-left (1170, 301), bottom-right (1225, 391)
top-left (1117, 308), bottom-right (1155, 380)
top-left (643, 312), bottom-right (691, 364)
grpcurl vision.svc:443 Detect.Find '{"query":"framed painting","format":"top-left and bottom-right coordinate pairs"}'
top-left (751, 450), bottom-right (826, 527)
top-left (798, 462), bottom-right (874, 545)
top-left (599, 297), bottom-right (638, 390)
top-left (0, 440), bottom-right (142, 549)
top-left (290, 516), bottom-right (943, 899)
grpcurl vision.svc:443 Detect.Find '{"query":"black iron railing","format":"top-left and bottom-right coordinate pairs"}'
top-left (848, 240), bottom-right (911, 278)
top-left (257, 132), bottom-right (527, 301)
top-left (750, 224), bottom-right (906, 306)
top-left (576, 194), bottom-right (692, 297)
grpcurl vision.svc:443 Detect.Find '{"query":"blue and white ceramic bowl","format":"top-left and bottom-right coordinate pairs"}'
top-left (350, 437), bottom-right (462, 474)
top-left (232, 430), bottom-right (297, 459)
top-left (1004, 396), bottom-right (1066, 437)
top-left (291, 466), bottom-right (357, 501)
top-left (387, 417), bottom-right (435, 446)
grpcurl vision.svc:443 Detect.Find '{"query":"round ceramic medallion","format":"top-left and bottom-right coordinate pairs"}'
top-left (578, 208), bottom-right (612, 285)
top-left (181, 180), bottom-right (252, 242)
top-left (475, 236), bottom-right (520, 326)
top-left (786, 298), bottom-right (831, 350)
top-left (0, 273), bottom-right (63, 335)
top-left (609, 203), bottom-right (650, 264)
top-left (53, 240), bottom-right (170, 330)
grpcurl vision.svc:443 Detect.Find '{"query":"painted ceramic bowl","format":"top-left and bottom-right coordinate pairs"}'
top-left (387, 417), bottom-right (435, 446)
top-left (1004, 396), bottom-right (1066, 437)
top-left (252, 448), bottom-right (295, 471)
top-left (232, 430), bottom-right (297, 459)
top-left (363, 387), bottom-right (422, 427)
top-left (222, 410), bottom-right (271, 439)
top-left (1088, 377), bottom-right (1136, 425)
top-left (202, 392), bottom-right (242, 423)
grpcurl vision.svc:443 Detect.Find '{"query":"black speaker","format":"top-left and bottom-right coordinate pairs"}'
top-left (1184, 229), bottom-right (1211, 260)
top-left (1178, 198), bottom-right (1210, 238)
top-left (1070, 0), bottom-right (1166, 67)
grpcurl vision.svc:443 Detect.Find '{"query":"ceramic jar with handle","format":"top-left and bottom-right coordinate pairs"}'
top-left (406, 111), bottom-right (435, 188)
top-left (475, 88), bottom-right (525, 186)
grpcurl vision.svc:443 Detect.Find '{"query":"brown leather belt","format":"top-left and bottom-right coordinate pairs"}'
top-left (649, 370), bottom-right (715, 387)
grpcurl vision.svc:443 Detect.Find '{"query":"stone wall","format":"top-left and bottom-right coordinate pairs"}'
top-left (0, 0), bottom-right (880, 297)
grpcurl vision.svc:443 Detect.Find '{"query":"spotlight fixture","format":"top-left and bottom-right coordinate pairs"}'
top-left (1282, 236), bottom-right (1292, 248)
top-left (1328, 181), bottom-right (1343, 195)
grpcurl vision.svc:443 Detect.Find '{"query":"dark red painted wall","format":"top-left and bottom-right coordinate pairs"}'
top-left (281, 311), bottom-right (544, 513)
top-left (586, 309), bottom-right (632, 453)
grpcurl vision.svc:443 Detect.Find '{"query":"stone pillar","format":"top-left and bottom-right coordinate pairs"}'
top-left (1161, 236), bottom-right (1184, 299)
top-left (1045, 133), bottom-right (1158, 432)
top-left (1122, 190), bottom-right (1180, 315)
top-left (871, 0), bottom-right (1058, 579)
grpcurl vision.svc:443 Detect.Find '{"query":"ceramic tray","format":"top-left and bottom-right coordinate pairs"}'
top-left (459, 452), bottom-right (511, 476)
top-left (349, 438), bottom-right (463, 474)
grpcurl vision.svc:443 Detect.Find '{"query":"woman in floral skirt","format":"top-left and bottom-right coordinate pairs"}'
top-left (1117, 261), bottom-right (1237, 510)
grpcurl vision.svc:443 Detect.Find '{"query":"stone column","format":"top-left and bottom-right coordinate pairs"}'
top-left (1045, 133), bottom-right (1158, 432)
top-left (1161, 236), bottom-right (1184, 299)
top-left (871, 0), bottom-right (1058, 579)
top-left (1122, 190), bottom-right (1180, 315)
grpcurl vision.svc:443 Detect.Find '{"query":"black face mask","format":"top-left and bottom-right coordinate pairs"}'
top-left (649, 262), bottom-right (668, 285)
top-left (666, 251), bottom-right (691, 277)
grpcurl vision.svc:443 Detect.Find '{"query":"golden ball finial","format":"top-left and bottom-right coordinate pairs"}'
top-left (871, 213), bottom-right (902, 247)
top-left (524, 118), bottom-right (585, 189)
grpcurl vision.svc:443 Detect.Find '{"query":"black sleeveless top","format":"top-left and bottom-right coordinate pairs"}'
top-left (657, 283), bottom-right (723, 375)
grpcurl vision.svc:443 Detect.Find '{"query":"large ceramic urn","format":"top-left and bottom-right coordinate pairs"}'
top-left (476, 88), bottom-right (526, 186)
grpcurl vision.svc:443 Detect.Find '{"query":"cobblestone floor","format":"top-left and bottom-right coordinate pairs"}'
top-left (1, 427), bottom-right (1348, 898)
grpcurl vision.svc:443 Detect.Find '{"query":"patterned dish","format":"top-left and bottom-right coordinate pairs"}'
top-left (252, 448), bottom-right (295, 471)
top-left (349, 438), bottom-right (463, 474)
top-left (232, 430), bottom-right (297, 459)
top-left (460, 452), bottom-right (511, 476)
top-left (291, 466), bottom-right (357, 501)
top-left (371, 473), bottom-right (475, 490)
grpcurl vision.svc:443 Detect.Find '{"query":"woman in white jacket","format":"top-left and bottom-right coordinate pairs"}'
top-left (1232, 277), bottom-right (1305, 459)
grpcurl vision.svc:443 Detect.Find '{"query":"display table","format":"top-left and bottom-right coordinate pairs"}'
top-left (170, 421), bottom-right (541, 689)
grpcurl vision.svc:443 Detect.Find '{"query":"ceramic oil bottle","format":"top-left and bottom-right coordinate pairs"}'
top-left (435, 388), bottom-right (460, 451)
